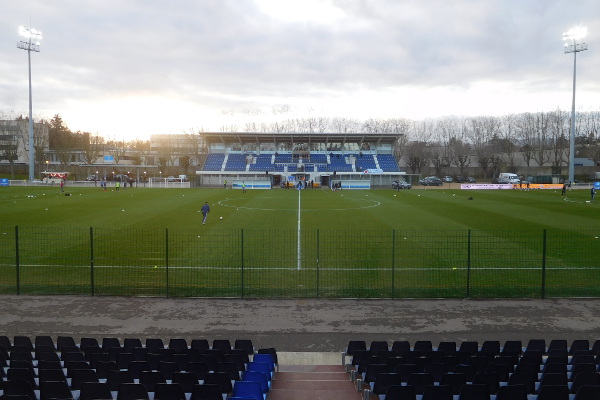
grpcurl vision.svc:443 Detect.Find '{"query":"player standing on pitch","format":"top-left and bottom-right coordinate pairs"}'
top-left (201, 202), bottom-right (210, 225)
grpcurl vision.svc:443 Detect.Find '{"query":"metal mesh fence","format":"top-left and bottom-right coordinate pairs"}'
top-left (0, 226), bottom-right (598, 298)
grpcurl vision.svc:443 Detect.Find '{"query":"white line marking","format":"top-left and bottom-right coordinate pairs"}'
top-left (297, 189), bottom-right (301, 270)
top-left (6, 264), bottom-right (598, 271)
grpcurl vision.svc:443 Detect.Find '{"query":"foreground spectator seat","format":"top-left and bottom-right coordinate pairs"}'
top-left (204, 372), bottom-right (233, 394)
top-left (371, 372), bottom-right (402, 396)
top-left (234, 339), bottom-right (254, 355)
top-left (440, 372), bottom-right (466, 395)
top-left (38, 368), bottom-right (68, 385)
top-left (139, 370), bottom-right (167, 392)
top-left (102, 337), bottom-right (121, 352)
top-left (3, 380), bottom-right (39, 400)
top-left (501, 340), bottom-right (522, 356)
top-left (154, 383), bottom-right (187, 400)
top-left (8, 368), bottom-right (38, 389)
top-left (107, 370), bottom-right (134, 391)
top-left (35, 335), bottom-right (56, 350)
top-left (123, 338), bottom-right (142, 352)
top-left (570, 339), bottom-right (590, 355)
top-left (145, 338), bottom-right (165, 353)
top-left (458, 383), bottom-right (490, 400)
top-left (79, 381), bottom-right (113, 400)
top-left (385, 384), bottom-right (417, 400)
top-left (571, 372), bottom-right (600, 394)
top-left (525, 339), bottom-right (546, 354)
top-left (241, 370), bottom-right (270, 394)
top-left (437, 342), bottom-right (457, 356)
top-left (80, 337), bottom-right (100, 351)
top-left (168, 338), bottom-right (188, 354)
top-left (422, 384), bottom-right (453, 400)
top-left (496, 384), bottom-right (527, 400)
top-left (231, 380), bottom-right (264, 400)
top-left (537, 384), bottom-right (570, 400)
top-left (171, 371), bottom-right (200, 393)
top-left (252, 354), bottom-right (275, 374)
top-left (14, 336), bottom-right (34, 351)
top-left (190, 383), bottom-right (223, 400)
top-left (186, 361), bottom-right (209, 381)
top-left (40, 380), bottom-right (74, 400)
top-left (574, 385), bottom-right (600, 400)
top-left (407, 372), bottom-right (434, 395)
top-left (116, 383), bottom-right (149, 400)
top-left (70, 368), bottom-right (100, 390)
top-left (479, 341), bottom-right (500, 357)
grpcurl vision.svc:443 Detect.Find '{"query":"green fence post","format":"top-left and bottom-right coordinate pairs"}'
top-left (90, 227), bottom-right (94, 296)
top-left (466, 229), bottom-right (471, 298)
top-left (316, 229), bottom-right (320, 299)
top-left (541, 229), bottom-right (547, 299)
top-left (166, 228), bottom-right (169, 298)
top-left (241, 229), bottom-right (244, 299)
top-left (391, 229), bottom-right (395, 299)
top-left (15, 225), bottom-right (20, 295)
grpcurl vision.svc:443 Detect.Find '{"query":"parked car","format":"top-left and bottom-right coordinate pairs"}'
top-left (456, 176), bottom-right (477, 183)
top-left (442, 176), bottom-right (453, 183)
top-left (419, 176), bottom-right (443, 186)
top-left (392, 180), bottom-right (412, 189)
top-left (491, 177), bottom-right (510, 184)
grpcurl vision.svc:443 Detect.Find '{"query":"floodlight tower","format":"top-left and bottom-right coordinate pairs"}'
top-left (17, 25), bottom-right (43, 181)
top-left (563, 26), bottom-right (588, 184)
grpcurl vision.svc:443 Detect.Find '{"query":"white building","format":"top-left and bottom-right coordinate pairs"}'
top-left (0, 119), bottom-right (49, 165)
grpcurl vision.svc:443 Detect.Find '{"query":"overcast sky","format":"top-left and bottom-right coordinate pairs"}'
top-left (2, 0), bottom-right (599, 140)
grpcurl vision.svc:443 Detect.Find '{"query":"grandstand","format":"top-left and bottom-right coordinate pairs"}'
top-left (196, 132), bottom-right (408, 188)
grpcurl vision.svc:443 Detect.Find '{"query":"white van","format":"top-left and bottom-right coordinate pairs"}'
top-left (498, 173), bottom-right (520, 184)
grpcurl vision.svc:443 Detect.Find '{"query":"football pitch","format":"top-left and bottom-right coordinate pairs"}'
top-left (0, 185), bottom-right (599, 298)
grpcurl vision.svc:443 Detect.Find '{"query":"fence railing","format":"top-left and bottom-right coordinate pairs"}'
top-left (1, 226), bottom-right (598, 298)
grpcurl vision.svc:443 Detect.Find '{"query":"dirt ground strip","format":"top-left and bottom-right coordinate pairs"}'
top-left (1, 296), bottom-right (599, 352)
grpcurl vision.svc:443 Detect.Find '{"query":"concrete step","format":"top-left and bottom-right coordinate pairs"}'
top-left (268, 364), bottom-right (362, 400)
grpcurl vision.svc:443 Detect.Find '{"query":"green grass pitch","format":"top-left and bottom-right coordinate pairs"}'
top-left (0, 185), bottom-right (599, 298)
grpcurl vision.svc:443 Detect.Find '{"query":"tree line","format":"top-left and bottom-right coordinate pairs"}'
top-left (3, 107), bottom-right (600, 180)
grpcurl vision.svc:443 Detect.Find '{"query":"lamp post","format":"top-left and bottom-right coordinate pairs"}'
top-left (17, 25), bottom-right (42, 182)
top-left (563, 26), bottom-right (588, 184)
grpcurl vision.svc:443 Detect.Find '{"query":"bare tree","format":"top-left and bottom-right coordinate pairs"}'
top-left (393, 135), bottom-right (409, 167)
top-left (49, 114), bottom-right (75, 168)
top-left (107, 138), bottom-right (128, 166)
top-left (80, 132), bottom-right (104, 165)
top-left (2, 127), bottom-right (21, 178)
top-left (331, 117), bottom-right (360, 133)
top-left (449, 137), bottom-right (471, 176)
top-left (515, 113), bottom-right (535, 167)
top-left (547, 109), bottom-right (569, 174)
top-left (404, 141), bottom-right (430, 174)
top-left (465, 116), bottom-right (501, 179)
top-left (33, 121), bottom-right (48, 176)
top-left (530, 112), bottom-right (551, 167)
top-left (498, 115), bottom-right (519, 171)
top-left (129, 139), bottom-right (150, 166)
top-left (430, 145), bottom-right (449, 177)
top-left (184, 130), bottom-right (204, 167)
top-left (578, 109), bottom-right (600, 167)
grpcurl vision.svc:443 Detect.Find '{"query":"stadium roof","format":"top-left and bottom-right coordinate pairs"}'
top-left (200, 132), bottom-right (402, 147)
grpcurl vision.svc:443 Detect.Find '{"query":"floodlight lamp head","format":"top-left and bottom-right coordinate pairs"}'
top-left (563, 26), bottom-right (587, 41)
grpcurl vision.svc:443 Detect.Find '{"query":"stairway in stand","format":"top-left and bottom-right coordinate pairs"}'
top-left (268, 364), bottom-right (363, 400)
